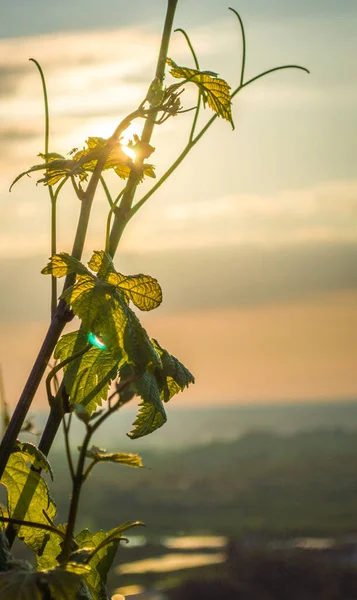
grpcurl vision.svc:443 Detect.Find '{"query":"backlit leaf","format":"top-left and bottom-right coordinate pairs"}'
top-left (74, 522), bottom-right (141, 600)
top-left (167, 57), bottom-right (234, 128)
top-left (88, 250), bottom-right (162, 311)
top-left (36, 524), bottom-right (66, 571)
top-left (14, 441), bottom-right (54, 481)
top-left (113, 273), bottom-right (162, 311)
top-left (128, 135), bottom-right (155, 160)
top-left (123, 310), bottom-right (162, 371)
top-left (54, 330), bottom-right (121, 414)
top-left (153, 339), bottom-right (195, 402)
top-left (135, 371), bottom-right (162, 407)
top-left (146, 77), bottom-right (165, 106)
top-left (61, 276), bottom-right (108, 332)
top-left (54, 330), bottom-right (87, 363)
top-left (113, 162), bottom-right (156, 181)
top-left (42, 253), bottom-right (90, 278)
top-left (10, 134), bottom-right (155, 191)
top-left (0, 452), bottom-right (56, 554)
top-left (87, 250), bottom-right (115, 282)
top-left (85, 446), bottom-right (143, 468)
top-left (128, 400), bottom-right (167, 439)
top-left (0, 565), bottom-right (85, 600)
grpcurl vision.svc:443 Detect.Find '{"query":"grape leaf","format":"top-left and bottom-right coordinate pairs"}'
top-left (54, 329), bottom-right (88, 363)
top-left (14, 441), bottom-right (54, 481)
top-left (88, 250), bottom-right (162, 311)
top-left (153, 339), bottom-right (195, 402)
top-left (85, 446), bottom-right (143, 468)
top-left (135, 371), bottom-right (162, 407)
top-left (74, 522), bottom-right (141, 600)
top-left (41, 253), bottom-right (90, 278)
top-left (112, 273), bottom-right (162, 311)
top-left (45, 253), bottom-right (163, 371)
top-left (0, 565), bottom-right (88, 600)
top-left (36, 524), bottom-right (67, 571)
top-left (167, 57), bottom-right (234, 128)
top-left (128, 400), bottom-right (167, 439)
top-left (71, 137), bottom-right (155, 182)
top-left (121, 342), bottom-right (193, 438)
top-left (0, 452), bottom-right (56, 554)
top-left (9, 154), bottom-right (74, 191)
top-left (122, 309), bottom-right (162, 372)
top-left (114, 162), bottom-right (156, 180)
top-left (54, 330), bottom-right (121, 414)
top-left (61, 281), bottom-right (160, 373)
top-left (61, 275), bottom-right (105, 331)
top-left (87, 250), bottom-right (115, 282)
top-left (10, 135), bottom-right (155, 191)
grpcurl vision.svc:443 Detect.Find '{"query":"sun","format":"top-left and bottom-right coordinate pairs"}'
top-left (120, 121), bottom-right (143, 161)
top-left (65, 117), bottom-right (143, 162)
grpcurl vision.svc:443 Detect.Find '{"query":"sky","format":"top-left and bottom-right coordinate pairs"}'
top-left (0, 0), bottom-right (356, 410)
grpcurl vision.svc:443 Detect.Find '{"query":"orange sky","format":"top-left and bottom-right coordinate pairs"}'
top-left (1, 289), bottom-right (356, 410)
top-left (0, 1), bottom-right (356, 411)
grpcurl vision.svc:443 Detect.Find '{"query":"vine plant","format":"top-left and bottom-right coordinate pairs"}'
top-left (0, 1), bottom-right (308, 598)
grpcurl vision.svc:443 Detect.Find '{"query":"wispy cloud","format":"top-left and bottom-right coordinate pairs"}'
top-left (124, 179), bottom-right (357, 250)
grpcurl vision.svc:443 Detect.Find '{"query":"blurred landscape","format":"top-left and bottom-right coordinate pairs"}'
top-left (15, 400), bottom-right (357, 598)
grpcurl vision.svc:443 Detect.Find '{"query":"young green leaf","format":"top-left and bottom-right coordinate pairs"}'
top-left (74, 522), bottom-right (141, 600)
top-left (85, 446), bottom-right (143, 468)
top-left (36, 524), bottom-right (67, 571)
top-left (114, 273), bottom-right (162, 311)
top-left (87, 250), bottom-right (115, 281)
top-left (61, 276), bottom-right (108, 332)
top-left (0, 565), bottom-right (87, 600)
top-left (167, 57), bottom-right (234, 128)
top-left (54, 330), bottom-right (121, 414)
top-left (10, 134), bottom-right (155, 191)
top-left (88, 250), bottom-right (162, 311)
top-left (120, 340), bottom-right (193, 438)
top-left (42, 253), bottom-right (91, 278)
top-left (128, 400), bottom-right (167, 439)
top-left (122, 309), bottom-right (162, 372)
top-left (135, 371), bottom-right (162, 408)
top-left (14, 441), bottom-right (54, 481)
top-left (146, 77), bottom-right (165, 107)
top-left (54, 330), bottom-right (88, 363)
top-left (0, 452), bottom-right (56, 554)
top-left (9, 153), bottom-right (68, 191)
top-left (114, 162), bottom-right (156, 180)
top-left (59, 278), bottom-right (161, 371)
top-left (153, 339), bottom-right (195, 402)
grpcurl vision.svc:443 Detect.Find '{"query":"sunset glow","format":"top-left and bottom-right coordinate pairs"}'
top-left (0, 2), bottom-right (356, 407)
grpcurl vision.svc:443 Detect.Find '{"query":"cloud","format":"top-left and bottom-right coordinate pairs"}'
top-left (0, 241), bottom-right (356, 323)
top-left (124, 179), bottom-right (357, 250)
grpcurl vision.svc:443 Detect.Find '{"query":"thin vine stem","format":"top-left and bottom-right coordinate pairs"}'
top-left (45, 344), bottom-right (90, 405)
top-left (60, 375), bottom-right (135, 564)
top-left (0, 515), bottom-right (66, 540)
top-left (54, 177), bottom-right (69, 201)
top-left (175, 28), bottom-right (202, 142)
top-left (107, 0), bottom-right (179, 257)
top-left (105, 188), bottom-right (125, 252)
top-left (63, 412), bottom-right (75, 481)
top-left (100, 175), bottom-right (114, 208)
top-left (0, 112), bottom-right (144, 486)
top-left (30, 58), bottom-right (57, 317)
top-left (129, 63), bottom-right (309, 220)
top-left (229, 7), bottom-right (247, 87)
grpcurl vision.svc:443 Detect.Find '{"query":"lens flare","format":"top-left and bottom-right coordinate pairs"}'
top-left (87, 332), bottom-right (107, 350)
